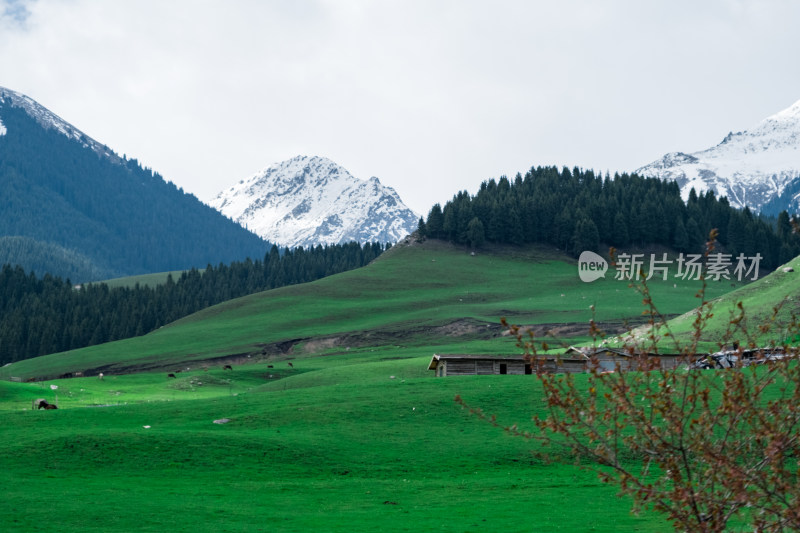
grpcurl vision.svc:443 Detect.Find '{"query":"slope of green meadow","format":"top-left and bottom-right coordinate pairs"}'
top-left (632, 253), bottom-right (800, 351)
top-left (0, 240), bottom-right (733, 381)
top-left (1, 366), bottom-right (669, 532)
top-left (99, 269), bottom-right (188, 289)
top-left (0, 240), bottom-right (753, 531)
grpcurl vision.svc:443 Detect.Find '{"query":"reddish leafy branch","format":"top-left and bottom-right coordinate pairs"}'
top-left (459, 231), bottom-right (800, 532)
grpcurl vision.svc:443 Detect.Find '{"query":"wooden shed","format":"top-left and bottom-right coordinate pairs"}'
top-left (562, 346), bottom-right (692, 372)
top-left (428, 348), bottom-right (699, 377)
top-left (428, 354), bottom-right (531, 377)
top-left (428, 353), bottom-right (588, 377)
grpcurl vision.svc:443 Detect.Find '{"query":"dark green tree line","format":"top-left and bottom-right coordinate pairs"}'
top-left (0, 241), bottom-right (388, 365)
top-left (419, 166), bottom-right (799, 269)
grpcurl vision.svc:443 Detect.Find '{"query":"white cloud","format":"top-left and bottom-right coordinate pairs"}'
top-left (0, 0), bottom-right (32, 25)
top-left (1, 0), bottom-right (799, 215)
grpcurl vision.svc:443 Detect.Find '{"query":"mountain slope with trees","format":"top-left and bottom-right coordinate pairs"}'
top-left (0, 242), bottom-right (387, 365)
top-left (0, 236), bottom-right (101, 282)
top-left (0, 87), bottom-right (270, 281)
top-left (419, 166), bottom-right (800, 269)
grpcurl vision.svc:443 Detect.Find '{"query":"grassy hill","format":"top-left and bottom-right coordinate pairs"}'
top-left (0, 240), bottom-right (751, 531)
top-left (99, 270), bottom-right (189, 289)
top-left (621, 254), bottom-right (800, 351)
top-left (0, 239), bottom-right (734, 381)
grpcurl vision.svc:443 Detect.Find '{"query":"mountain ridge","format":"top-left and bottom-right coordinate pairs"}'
top-left (0, 86), bottom-right (269, 282)
top-left (636, 98), bottom-right (800, 215)
top-left (209, 155), bottom-right (419, 248)
top-left (0, 86), bottom-right (120, 162)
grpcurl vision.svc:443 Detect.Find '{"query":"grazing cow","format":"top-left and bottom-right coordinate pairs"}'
top-left (267, 365), bottom-right (273, 368)
top-left (98, 373), bottom-right (104, 380)
top-left (36, 399), bottom-right (57, 410)
top-left (287, 362), bottom-right (294, 368)
top-left (167, 373), bottom-right (177, 379)
top-left (223, 365), bottom-right (233, 371)
top-left (32, 398), bottom-right (48, 410)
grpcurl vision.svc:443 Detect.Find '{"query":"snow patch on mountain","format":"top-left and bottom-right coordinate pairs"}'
top-left (209, 156), bottom-right (419, 248)
top-left (0, 86), bottom-right (119, 161)
top-left (0, 117), bottom-right (6, 137)
top-left (636, 98), bottom-right (800, 214)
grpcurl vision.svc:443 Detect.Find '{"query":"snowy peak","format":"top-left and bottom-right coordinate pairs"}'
top-left (0, 86), bottom-right (119, 161)
top-left (209, 155), bottom-right (419, 248)
top-left (766, 98), bottom-right (800, 123)
top-left (636, 99), bottom-right (800, 215)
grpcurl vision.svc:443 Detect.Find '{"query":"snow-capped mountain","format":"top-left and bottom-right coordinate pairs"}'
top-left (208, 156), bottom-right (419, 248)
top-left (636, 99), bottom-right (800, 215)
top-left (0, 86), bottom-right (119, 162)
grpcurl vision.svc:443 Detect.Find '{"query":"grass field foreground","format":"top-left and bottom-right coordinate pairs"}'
top-left (0, 240), bottom-right (759, 531)
top-left (1, 361), bottom-right (669, 532)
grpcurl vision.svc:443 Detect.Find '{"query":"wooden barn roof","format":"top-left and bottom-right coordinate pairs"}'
top-left (427, 354), bottom-right (528, 370)
top-left (564, 346), bottom-right (689, 358)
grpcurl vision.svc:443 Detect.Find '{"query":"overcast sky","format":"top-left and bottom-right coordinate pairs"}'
top-left (1, 0), bottom-right (799, 216)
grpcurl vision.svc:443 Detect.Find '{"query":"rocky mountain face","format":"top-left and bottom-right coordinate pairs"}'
top-left (636, 99), bottom-right (800, 215)
top-left (209, 155), bottom-right (419, 248)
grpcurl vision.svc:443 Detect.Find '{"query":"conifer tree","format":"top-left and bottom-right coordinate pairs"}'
top-left (612, 212), bottom-right (630, 247)
top-left (425, 204), bottom-right (444, 239)
top-left (466, 217), bottom-right (485, 250)
top-left (416, 217), bottom-right (427, 238)
top-left (672, 217), bottom-right (689, 252)
top-left (572, 217), bottom-right (600, 255)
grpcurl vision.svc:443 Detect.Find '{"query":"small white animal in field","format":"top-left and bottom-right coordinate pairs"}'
top-left (98, 373), bottom-right (104, 380)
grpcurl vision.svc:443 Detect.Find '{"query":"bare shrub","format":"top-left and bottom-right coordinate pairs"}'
top-left (457, 231), bottom-right (800, 532)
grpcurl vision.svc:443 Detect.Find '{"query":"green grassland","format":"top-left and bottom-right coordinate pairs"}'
top-left (1, 366), bottom-right (669, 532)
top-left (99, 269), bottom-right (188, 289)
top-left (0, 240), bottom-right (733, 381)
top-left (0, 240), bottom-right (760, 532)
top-left (627, 254), bottom-right (800, 351)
